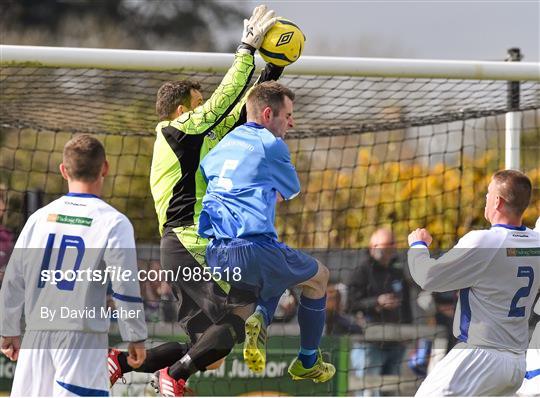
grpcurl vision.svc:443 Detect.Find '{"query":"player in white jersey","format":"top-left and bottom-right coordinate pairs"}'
top-left (0, 135), bottom-right (147, 396)
top-left (408, 169), bottom-right (539, 396)
top-left (516, 217), bottom-right (540, 396)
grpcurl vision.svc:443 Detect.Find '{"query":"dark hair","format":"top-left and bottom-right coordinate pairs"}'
top-left (246, 81), bottom-right (295, 116)
top-left (492, 169), bottom-right (532, 216)
top-left (63, 134), bottom-right (106, 182)
top-left (156, 80), bottom-right (202, 121)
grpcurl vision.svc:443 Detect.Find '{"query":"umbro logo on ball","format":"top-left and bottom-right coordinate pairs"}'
top-left (276, 32), bottom-right (294, 47)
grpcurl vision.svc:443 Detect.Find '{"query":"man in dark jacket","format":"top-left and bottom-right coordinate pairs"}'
top-left (347, 228), bottom-right (412, 386)
top-left (348, 228), bottom-right (412, 323)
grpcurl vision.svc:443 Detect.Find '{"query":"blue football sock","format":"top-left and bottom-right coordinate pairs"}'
top-left (256, 295), bottom-right (280, 327)
top-left (297, 294), bottom-right (326, 368)
top-left (298, 347), bottom-right (318, 369)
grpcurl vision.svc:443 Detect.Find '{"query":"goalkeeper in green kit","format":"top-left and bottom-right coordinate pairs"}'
top-left (107, 5), bottom-right (286, 396)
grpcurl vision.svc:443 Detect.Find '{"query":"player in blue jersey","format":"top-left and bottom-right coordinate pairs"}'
top-left (198, 81), bottom-right (335, 383)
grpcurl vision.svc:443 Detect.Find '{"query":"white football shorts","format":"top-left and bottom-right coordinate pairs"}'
top-left (11, 330), bottom-right (108, 397)
top-left (516, 321), bottom-right (540, 397)
top-left (415, 342), bottom-right (526, 396)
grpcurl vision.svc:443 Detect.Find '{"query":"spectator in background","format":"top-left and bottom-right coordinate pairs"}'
top-left (432, 292), bottom-right (457, 350)
top-left (140, 261), bottom-right (176, 323)
top-left (347, 228), bottom-right (412, 325)
top-left (409, 291), bottom-right (457, 377)
top-left (0, 185), bottom-right (14, 287)
top-left (416, 290), bottom-right (457, 350)
top-left (140, 261), bottom-right (163, 322)
top-left (272, 289), bottom-right (298, 323)
top-left (347, 228), bottom-right (412, 391)
top-left (325, 283), bottom-right (363, 336)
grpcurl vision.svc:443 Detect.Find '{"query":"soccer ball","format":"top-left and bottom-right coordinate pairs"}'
top-left (259, 18), bottom-right (305, 67)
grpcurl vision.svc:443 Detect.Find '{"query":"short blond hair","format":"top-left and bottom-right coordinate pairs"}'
top-left (492, 170), bottom-right (532, 216)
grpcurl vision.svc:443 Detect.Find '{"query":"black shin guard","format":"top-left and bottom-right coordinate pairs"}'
top-left (119, 342), bottom-right (191, 374)
top-left (168, 314), bottom-right (245, 381)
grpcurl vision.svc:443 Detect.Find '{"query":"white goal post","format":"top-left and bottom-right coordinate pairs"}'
top-left (1, 44), bottom-right (539, 80)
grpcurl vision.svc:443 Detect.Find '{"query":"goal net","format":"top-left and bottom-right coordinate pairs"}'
top-left (1, 46), bottom-right (539, 396)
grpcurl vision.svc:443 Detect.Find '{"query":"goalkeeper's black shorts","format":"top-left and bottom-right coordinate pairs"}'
top-left (160, 226), bottom-right (256, 342)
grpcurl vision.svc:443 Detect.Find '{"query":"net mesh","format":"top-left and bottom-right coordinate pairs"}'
top-left (1, 65), bottom-right (539, 137)
top-left (1, 59), bottom-right (539, 396)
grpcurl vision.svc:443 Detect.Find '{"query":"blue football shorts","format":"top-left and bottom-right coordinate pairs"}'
top-left (205, 235), bottom-right (319, 301)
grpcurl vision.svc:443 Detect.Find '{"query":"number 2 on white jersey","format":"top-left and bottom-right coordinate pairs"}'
top-left (508, 266), bottom-right (534, 317)
top-left (217, 159), bottom-right (239, 191)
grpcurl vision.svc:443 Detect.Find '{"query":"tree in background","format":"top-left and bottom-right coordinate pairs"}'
top-left (0, 0), bottom-right (245, 51)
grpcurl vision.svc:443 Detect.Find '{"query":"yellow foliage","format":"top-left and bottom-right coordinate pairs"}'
top-left (1, 127), bottom-right (539, 248)
top-left (277, 150), bottom-right (540, 250)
